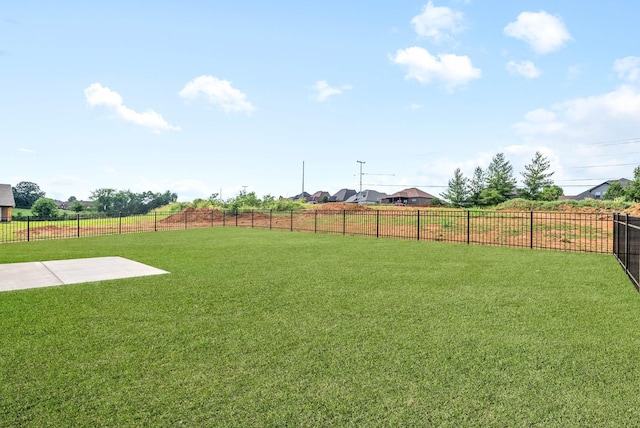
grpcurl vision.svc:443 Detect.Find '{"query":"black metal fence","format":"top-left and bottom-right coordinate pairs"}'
top-left (0, 209), bottom-right (613, 254)
top-left (613, 213), bottom-right (640, 291)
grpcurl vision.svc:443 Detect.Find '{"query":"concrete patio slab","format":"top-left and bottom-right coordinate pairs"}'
top-left (0, 256), bottom-right (169, 292)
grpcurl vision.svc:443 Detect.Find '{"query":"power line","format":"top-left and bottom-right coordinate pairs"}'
top-left (568, 163), bottom-right (639, 169)
top-left (584, 137), bottom-right (640, 146)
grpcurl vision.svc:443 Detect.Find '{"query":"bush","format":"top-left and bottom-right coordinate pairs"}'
top-left (31, 198), bottom-right (59, 219)
top-left (429, 198), bottom-right (448, 207)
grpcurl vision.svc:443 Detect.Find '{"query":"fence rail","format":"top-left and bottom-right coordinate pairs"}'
top-left (613, 213), bottom-right (640, 291)
top-left (0, 209), bottom-right (613, 254)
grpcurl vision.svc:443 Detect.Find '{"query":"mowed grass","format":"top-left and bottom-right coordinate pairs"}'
top-left (1, 228), bottom-right (638, 426)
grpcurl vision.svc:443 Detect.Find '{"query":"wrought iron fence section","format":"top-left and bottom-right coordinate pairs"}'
top-left (0, 209), bottom-right (613, 255)
top-left (613, 213), bottom-right (640, 291)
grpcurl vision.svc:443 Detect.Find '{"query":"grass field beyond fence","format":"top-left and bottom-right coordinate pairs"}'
top-left (0, 209), bottom-right (614, 254)
top-left (1, 228), bottom-right (638, 426)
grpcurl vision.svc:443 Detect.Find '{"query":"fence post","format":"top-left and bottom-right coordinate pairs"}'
top-left (530, 211), bottom-right (533, 249)
top-left (251, 210), bottom-right (254, 228)
top-left (184, 210), bottom-right (188, 230)
top-left (467, 210), bottom-right (470, 245)
top-left (314, 210), bottom-right (318, 233)
top-left (290, 210), bottom-right (293, 232)
top-left (376, 210), bottom-right (379, 238)
top-left (625, 213), bottom-right (629, 268)
top-left (211, 210), bottom-right (214, 228)
top-left (154, 210), bottom-right (157, 231)
top-left (343, 210), bottom-right (346, 235)
top-left (417, 210), bottom-right (420, 241)
top-left (613, 213), bottom-right (617, 256)
top-left (27, 216), bottom-right (30, 242)
top-left (119, 212), bottom-right (122, 234)
top-left (270, 209), bottom-right (272, 230)
top-left (77, 213), bottom-right (81, 238)
top-left (223, 210), bottom-right (226, 227)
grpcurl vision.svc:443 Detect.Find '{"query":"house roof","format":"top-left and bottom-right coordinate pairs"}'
top-left (329, 188), bottom-right (356, 202)
top-left (345, 190), bottom-right (388, 203)
top-left (309, 190), bottom-right (330, 198)
top-left (588, 178), bottom-right (630, 192)
top-left (0, 184), bottom-right (15, 207)
top-left (291, 191), bottom-right (311, 200)
top-left (571, 178), bottom-right (630, 199)
top-left (385, 187), bottom-right (435, 199)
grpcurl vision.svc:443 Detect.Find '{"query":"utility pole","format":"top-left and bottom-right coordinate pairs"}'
top-left (302, 161), bottom-right (305, 196)
top-left (357, 160), bottom-right (366, 193)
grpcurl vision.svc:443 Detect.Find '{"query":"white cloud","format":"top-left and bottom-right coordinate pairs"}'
top-left (514, 84), bottom-right (640, 141)
top-left (50, 175), bottom-right (85, 187)
top-left (504, 11), bottom-right (572, 54)
top-left (506, 60), bottom-right (541, 78)
top-left (509, 59), bottom-right (640, 188)
top-left (179, 75), bottom-right (254, 114)
top-left (411, 1), bottom-right (465, 44)
top-left (84, 83), bottom-right (180, 133)
top-left (391, 46), bottom-right (481, 91)
top-left (614, 56), bottom-right (640, 83)
top-left (18, 147), bottom-right (35, 153)
top-left (311, 80), bottom-right (352, 102)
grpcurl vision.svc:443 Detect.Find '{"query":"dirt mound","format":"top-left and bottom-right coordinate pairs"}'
top-left (555, 204), bottom-right (602, 213)
top-left (161, 208), bottom-right (224, 224)
top-left (622, 203), bottom-right (640, 217)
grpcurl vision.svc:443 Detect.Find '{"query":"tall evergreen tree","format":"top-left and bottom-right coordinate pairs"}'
top-left (625, 166), bottom-right (640, 202)
top-left (441, 168), bottom-right (469, 207)
top-left (468, 166), bottom-right (485, 206)
top-left (520, 151), bottom-right (554, 200)
top-left (483, 153), bottom-right (517, 204)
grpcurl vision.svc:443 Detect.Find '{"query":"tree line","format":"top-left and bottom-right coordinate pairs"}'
top-left (11, 182), bottom-right (177, 218)
top-left (439, 151), bottom-right (640, 208)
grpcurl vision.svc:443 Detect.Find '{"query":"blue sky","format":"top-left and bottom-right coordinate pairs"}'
top-left (2, 1), bottom-right (640, 201)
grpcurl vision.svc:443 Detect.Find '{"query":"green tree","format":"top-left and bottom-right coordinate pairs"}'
top-left (603, 181), bottom-right (626, 200)
top-left (479, 189), bottom-right (503, 206)
top-left (540, 185), bottom-right (564, 201)
top-left (90, 188), bottom-right (178, 215)
top-left (520, 151), bottom-right (554, 200)
top-left (485, 153), bottom-right (517, 204)
top-left (468, 166), bottom-right (486, 206)
top-left (12, 181), bottom-right (46, 208)
top-left (31, 197), bottom-right (59, 219)
top-left (440, 168), bottom-right (470, 207)
top-left (625, 166), bottom-right (640, 202)
top-left (91, 188), bottom-right (117, 214)
top-left (69, 201), bottom-right (86, 212)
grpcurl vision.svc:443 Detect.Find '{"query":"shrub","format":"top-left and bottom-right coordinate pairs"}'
top-left (31, 198), bottom-right (59, 219)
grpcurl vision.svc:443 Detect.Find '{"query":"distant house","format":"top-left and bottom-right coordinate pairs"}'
top-left (308, 191), bottom-right (331, 204)
top-left (381, 187), bottom-right (435, 206)
top-left (345, 190), bottom-right (388, 205)
top-left (0, 184), bottom-right (16, 222)
top-left (57, 200), bottom-right (93, 210)
top-left (568, 178), bottom-right (630, 200)
top-left (329, 188), bottom-right (356, 203)
top-left (291, 191), bottom-right (311, 201)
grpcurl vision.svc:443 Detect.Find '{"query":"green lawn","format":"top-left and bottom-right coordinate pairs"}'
top-left (0, 228), bottom-right (638, 426)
